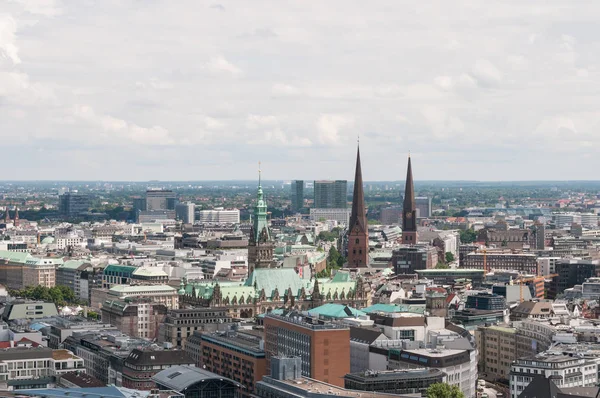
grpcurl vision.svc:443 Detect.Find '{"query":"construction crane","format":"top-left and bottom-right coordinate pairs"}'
top-left (517, 274), bottom-right (558, 302)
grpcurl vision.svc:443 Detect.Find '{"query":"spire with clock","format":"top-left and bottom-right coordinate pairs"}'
top-left (346, 140), bottom-right (369, 268)
top-left (402, 153), bottom-right (418, 243)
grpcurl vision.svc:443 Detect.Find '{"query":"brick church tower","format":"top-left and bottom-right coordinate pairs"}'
top-left (346, 145), bottom-right (369, 268)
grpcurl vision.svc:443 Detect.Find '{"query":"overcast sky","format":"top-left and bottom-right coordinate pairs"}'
top-left (2, 1), bottom-right (600, 181)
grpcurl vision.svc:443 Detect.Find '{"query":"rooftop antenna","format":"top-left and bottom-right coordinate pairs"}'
top-left (258, 161), bottom-right (261, 186)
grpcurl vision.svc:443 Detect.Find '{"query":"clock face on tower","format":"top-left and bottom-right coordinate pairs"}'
top-left (406, 212), bottom-right (412, 219)
top-left (354, 226), bottom-right (360, 233)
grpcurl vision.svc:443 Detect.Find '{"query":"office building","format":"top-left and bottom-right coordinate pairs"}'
top-left (92, 284), bottom-right (179, 310)
top-left (137, 210), bottom-right (176, 223)
top-left (393, 245), bottom-right (438, 274)
top-left (175, 202), bottom-right (195, 224)
top-left (415, 268), bottom-right (485, 287)
top-left (462, 252), bottom-right (538, 274)
top-left (510, 354), bottom-right (598, 398)
top-left (346, 146), bottom-right (369, 268)
top-left (158, 308), bottom-right (233, 349)
top-left (59, 192), bottom-right (91, 217)
top-left (100, 299), bottom-right (168, 339)
top-left (197, 208), bottom-right (240, 224)
top-left (309, 208), bottom-right (350, 225)
top-left (291, 180), bottom-right (304, 212)
top-left (263, 313), bottom-right (350, 387)
top-left (122, 348), bottom-right (194, 390)
top-left (200, 329), bottom-right (267, 396)
top-left (465, 293), bottom-right (506, 311)
top-left (145, 190), bottom-right (177, 211)
top-left (476, 325), bottom-right (517, 382)
top-left (549, 260), bottom-right (597, 298)
top-left (314, 180), bottom-right (347, 209)
top-left (153, 365), bottom-right (242, 398)
top-left (344, 369), bottom-right (444, 396)
top-left (255, 356), bottom-right (414, 398)
top-left (534, 222), bottom-right (546, 250)
top-left (389, 347), bottom-right (478, 398)
top-left (415, 197), bottom-right (432, 218)
top-left (401, 156), bottom-right (417, 243)
top-left (380, 206), bottom-right (402, 225)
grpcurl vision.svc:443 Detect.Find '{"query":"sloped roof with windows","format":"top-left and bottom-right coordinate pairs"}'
top-left (152, 365), bottom-right (243, 392)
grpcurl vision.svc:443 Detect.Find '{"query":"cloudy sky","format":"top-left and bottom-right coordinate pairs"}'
top-left (2, 0), bottom-right (600, 181)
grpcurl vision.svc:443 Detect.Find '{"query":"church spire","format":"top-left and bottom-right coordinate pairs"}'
top-left (346, 143), bottom-right (369, 268)
top-left (402, 154), bottom-right (418, 243)
top-left (349, 145), bottom-right (366, 231)
top-left (4, 207), bottom-right (10, 223)
top-left (13, 207), bottom-right (19, 227)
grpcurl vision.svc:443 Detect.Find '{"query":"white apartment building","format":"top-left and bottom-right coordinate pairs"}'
top-left (309, 208), bottom-right (351, 225)
top-left (55, 231), bottom-right (87, 250)
top-left (106, 284), bottom-right (179, 309)
top-left (510, 354), bottom-right (598, 398)
top-left (198, 208), bottom-right (240, 224)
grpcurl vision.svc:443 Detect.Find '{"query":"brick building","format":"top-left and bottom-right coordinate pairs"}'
top-left (122, 348), bottom-right (194, 390)
top-left (100, 299), bottom-right (168, 339)
top-left (199, 328), bottom-right (267, 396)
top-left (263, 313), bottom-right (350, 387)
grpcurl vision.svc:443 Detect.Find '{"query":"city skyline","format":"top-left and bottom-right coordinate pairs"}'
top-left (3, 1), bottom-right (600, 181)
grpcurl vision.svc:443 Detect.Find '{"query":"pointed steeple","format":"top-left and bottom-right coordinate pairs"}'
top-left (4, 207), bottom-right (10, 223)
top-left (13, 207), bottom-right (19, 227)
top-left (402, 154), bottom-right (418, 243)
top-left (346, 144), bottom-right (369, 268)
top-left (349, 145), bottom-right (367, 231)
top-left (403, 154), bottom-right (416, 213)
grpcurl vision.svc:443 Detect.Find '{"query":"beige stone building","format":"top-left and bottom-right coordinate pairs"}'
top-left (475, 324), bottom-right (517, 381)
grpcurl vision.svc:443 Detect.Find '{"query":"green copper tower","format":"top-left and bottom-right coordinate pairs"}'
top-left (248, 162), bottom-right (274, 274)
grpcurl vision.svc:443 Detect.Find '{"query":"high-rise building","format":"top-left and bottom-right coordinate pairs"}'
top-left (290, 180), bottom-right (304, 212)
top-left (346, 145), bottom-right (369, 268)
top-left (263, 313), bottom-right (350, 387)
top-left (145, 190), bottom-right (177, 211)
top-left (415, 197), bottom-right (431, 218)
top-left (198, 208), bottom-right (240, 224)
top-left (59, 193), bottom-right (91, 217)
top-left (248, 170), bottom-right (274, 274)
top-left (314, 180), bottom-right (347, 209)
top-left (380, 206), bottom-right (402, 225)
top-left (175, 202), bottom-right (195, 224)
top-left (401, 156), bottom-right (417, 243)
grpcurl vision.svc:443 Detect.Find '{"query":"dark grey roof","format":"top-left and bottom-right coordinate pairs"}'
top-left (519, 376), bottom-right (560, 398)
top-left (152, 365), bottom-right (243, 392)
top-left (124, 349), bottom-right (194, 366)
top-left (350, 327), bottom-right (384, 344)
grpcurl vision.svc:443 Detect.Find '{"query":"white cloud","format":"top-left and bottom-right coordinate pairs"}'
top-left (271, 83), bottom-right (300, 96)
top-left (317, 114), bottom-right (354, 145)
top-left (5, 0), bottom-right (600, 179)
top-left (71, 104), bottom-right (174, 145)
top-left (205, 56), bottom-right (243, 77)
top-left (10, 0), bottom-right (62, 17)
top-left (0, 15), bottom-right (21, 64)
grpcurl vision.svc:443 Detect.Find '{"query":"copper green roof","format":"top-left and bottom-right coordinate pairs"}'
top-left (104, 264), bottom-right (137, 274)
top-left (0, 250), bottom-right (33, 264)
top-left (244, 268), bottom-right (307, 298)
top-left (59, 260), bottom-right (91, 270)
top-left (308, 303), bottom-right (365, 319)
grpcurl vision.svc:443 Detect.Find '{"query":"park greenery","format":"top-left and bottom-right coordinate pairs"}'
top-left (316, 246), bottom-right (345, 278)
top-left (426, 383), bottom-right (465, 398)
top-left (9, 285), bottom-right (82, 307)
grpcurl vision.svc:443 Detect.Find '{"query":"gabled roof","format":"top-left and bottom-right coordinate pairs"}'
top-left (350, 327), bottom-right (386, 344)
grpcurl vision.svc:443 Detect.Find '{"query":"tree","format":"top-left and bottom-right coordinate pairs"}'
top-left (445, 252), bottom-right (455, 263)
top-left (426, 383), bottom-right (465, 398)
top-left (435, 262), bottom-right (450, 269)
top-left (459, 229), bottom-right (477, 243)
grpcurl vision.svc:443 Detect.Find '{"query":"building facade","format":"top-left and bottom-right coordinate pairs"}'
top-left (101, 299), bottom-right (168, 339)
top-left (175, 202), bottom-right (195, 224)
top-left (263, 313), bottom-right (350, 387)
top-left (291, 180), bottom-right (304, 212)
top-left (314, 180), bottom-right (347, 209)
top-left (158, 308), bottom-right (233, 349)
